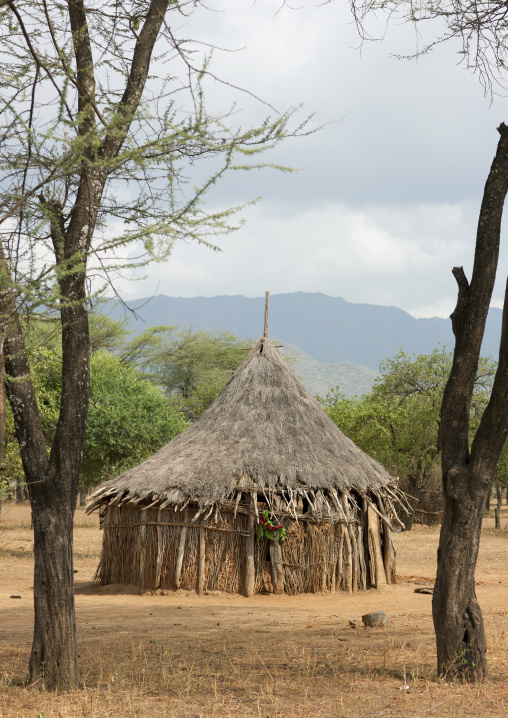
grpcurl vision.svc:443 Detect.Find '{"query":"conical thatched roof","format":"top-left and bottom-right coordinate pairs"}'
top-left (88, 338), bottom-right (393, 513)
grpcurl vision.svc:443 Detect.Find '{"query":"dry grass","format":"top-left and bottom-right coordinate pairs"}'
top-left (1, 505), bottom-right (508, 717)
top-left (1, 625), bottom-right (508, 717)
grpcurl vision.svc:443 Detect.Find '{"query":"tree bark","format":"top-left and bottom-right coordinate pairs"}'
top-left (0, 336), bottom-right (5, 478)
top-left (29, 495), bottom-right (78, 686)
top-left (495, 485), bottom-right (502, 529)
top-left (432, 470), bottom-right (488, 680)
top-left (434, 122), bottom-right (508, 681)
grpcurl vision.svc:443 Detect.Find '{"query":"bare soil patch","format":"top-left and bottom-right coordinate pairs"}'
top-left (1, 505), bottom-right (507, 717)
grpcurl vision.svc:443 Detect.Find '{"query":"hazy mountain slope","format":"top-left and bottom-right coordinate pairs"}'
top-left (102, 292), bottom-right (502, 370)
top-left (279, 342), bottom-right (377, 398)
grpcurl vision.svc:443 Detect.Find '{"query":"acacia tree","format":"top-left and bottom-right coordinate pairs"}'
top-left (120, 325), bottom-right (251, 418)
top-left (433, 124), bottom-right (508, 680)
top-left (0, 0), bottom-right (301, 688)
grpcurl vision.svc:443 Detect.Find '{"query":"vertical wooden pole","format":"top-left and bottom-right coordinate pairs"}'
top-left (245, 493), bottom-right (256, 597)
top-left (174, 521), bottom-right (188, 589)
top-left (357, 524), bottom-right (367, 590)
top-left (390, 537), bottom-right (397, 584)
top-left (362, 498), bottom-right (373, 587)
top-left (264, 291), bottom-right (269, 338)
top-left (335, 527), bottom-right (344, 592)
top-left (321, 554), bottom-right (328, 593)
top-left (270, 535), bottom-right (284, 594)
top-left (138, 522), bottom-right (147, 588)
top-left (341, 493), bottom-right (358, 592)
top-left (331, 543), bottom-right (336, 592)
top-left (378, 497), bottom-right (392, 585)
top-left (367, 505), bottom-right (387, 587)
top-left (342, 523), bottom-right (353, 594)
top-left (197, 526), bottom-right (206, 594)
top-left (155, 509), bottom-right (163, 589)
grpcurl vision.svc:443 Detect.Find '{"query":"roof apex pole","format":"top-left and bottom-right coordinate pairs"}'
top-left (264, 290), bottom-right (269, 339)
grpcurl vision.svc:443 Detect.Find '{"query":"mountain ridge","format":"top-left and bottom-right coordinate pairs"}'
top-left (102, 291), bottom-right (502, 371)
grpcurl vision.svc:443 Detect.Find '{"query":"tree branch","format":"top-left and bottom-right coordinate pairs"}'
top-left (0, 246), bottom-right (48, 484)
top-left (101, 0), bottom-right (170, 160)
top-left (472, 277), bottom-right (508, 477)
top-left (68, 0), bottom-right (96, 141)
top-left (440, 122), bottom-right (508, 471)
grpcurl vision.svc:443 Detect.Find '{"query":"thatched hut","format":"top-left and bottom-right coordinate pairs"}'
top-left (87, 337), bottom-right (405, 596)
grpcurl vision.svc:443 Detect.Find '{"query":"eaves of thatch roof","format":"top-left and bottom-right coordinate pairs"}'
top-left (88, 338), bottom-right (395, 515)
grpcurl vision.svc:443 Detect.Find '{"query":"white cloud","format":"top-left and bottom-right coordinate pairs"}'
top-left (114, 200), bottom-right (502, 318)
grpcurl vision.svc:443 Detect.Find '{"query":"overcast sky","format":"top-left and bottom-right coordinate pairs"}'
top-left (116, 0), bottom-right (508, 318)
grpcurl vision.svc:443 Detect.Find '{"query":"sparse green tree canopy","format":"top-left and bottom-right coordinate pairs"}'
top-left (121, 325), bottom-right (251, 419)
top-left (82, 351), bottom-right (188, 488)
top-left (321, 348), bottom-right (498, 527)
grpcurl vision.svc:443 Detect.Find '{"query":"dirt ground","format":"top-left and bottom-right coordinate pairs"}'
top-left (1, 505), bottom-right (508, 717)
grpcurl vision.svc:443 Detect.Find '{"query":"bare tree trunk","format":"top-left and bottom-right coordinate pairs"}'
top-left (16, 484), bottom-right (27, 503)
top-left (434, 123), bottom-right (508, 682)
top-left (485, 485), bottom-right (492, 512)
top-left (433, 471), bottom-right (488, 680)
top-left (29, 496), bottom-right (77, 686)
top-left (1, 267), bottom-right (88, 688)
top-left (495, 485), bottom-right (502, 529)
top-left (401, 472), bottom-right (419, 531)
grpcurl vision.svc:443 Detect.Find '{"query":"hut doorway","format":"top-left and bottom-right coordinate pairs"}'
top-left (262, 541), bottom-right (274, 593)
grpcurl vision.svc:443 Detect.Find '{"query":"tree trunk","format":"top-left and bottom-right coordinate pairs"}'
top-left (401, 472), bottom-right (420, 531)
top-left (435, 123), bottom-right (508, 681)
top-left (433, 473), bottom-right (488, 680)
top-left (485, 486), bottom-right (492, 512)
top-left (29, 496), bottom-right (77, 686)
top-left (495, 485), bottom-right (502, 529)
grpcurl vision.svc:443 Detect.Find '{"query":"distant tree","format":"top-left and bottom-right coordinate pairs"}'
top-left (0, 330), bottom-right (187, 492)
top-left (372, 349), bottom-right (495, 528)
top-left (321, 348), bottom-right (496, 529)
top-left (81, 351), bottom-right (188, 490)
top-left (492, 463), bottom-right (508, 529)
top-left (88, 311), bottom-right (130, 355)
top-left (122, 326), bottom-right (251, 420)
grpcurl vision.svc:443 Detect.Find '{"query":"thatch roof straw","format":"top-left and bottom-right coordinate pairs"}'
top-left (88, 338), bottom-right (393, 513)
